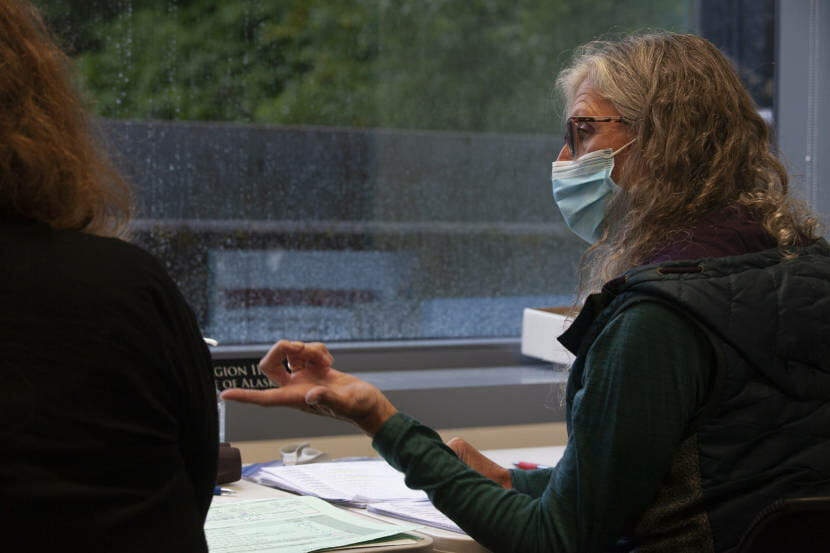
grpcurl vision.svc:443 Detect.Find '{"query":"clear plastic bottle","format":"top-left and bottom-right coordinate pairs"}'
top-left (204, 337), bottom-right (225, 443)
top-left (217, 391), bottom-right (226, 443)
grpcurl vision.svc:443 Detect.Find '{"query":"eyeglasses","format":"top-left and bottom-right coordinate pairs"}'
top-left (564, 116), bottom-right (629, 158)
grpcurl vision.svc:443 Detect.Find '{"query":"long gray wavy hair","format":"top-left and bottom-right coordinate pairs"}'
top-left (556, 32), bottom-right (819, 301)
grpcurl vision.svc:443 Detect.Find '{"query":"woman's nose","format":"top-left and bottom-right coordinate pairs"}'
top-left (556, 144), bottom-right (571, 162)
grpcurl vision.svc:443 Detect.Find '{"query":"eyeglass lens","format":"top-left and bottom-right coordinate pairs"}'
top-left (563, 117), bottom-right (626, 158)
top-left (565, 119), bottom-right (576, 158)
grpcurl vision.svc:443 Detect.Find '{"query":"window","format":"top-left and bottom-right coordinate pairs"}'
top-left (775, 0), bottom-right (830, 219)
top-left (42, 1), bottom-right (821, 441)
top-left (696, 0), bottom-right (776, 125)
top-left (41, 1), bottom-right (691, 346)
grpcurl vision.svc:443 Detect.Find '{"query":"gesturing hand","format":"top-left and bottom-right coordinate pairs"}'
top-left (220, 340), bottom-right (398, 436)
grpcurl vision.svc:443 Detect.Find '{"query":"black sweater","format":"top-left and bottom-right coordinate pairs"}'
top-left (0, 218), bottom-right (218, 552)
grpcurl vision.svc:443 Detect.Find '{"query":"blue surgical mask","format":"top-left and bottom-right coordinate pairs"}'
top-left (551, 139), bottom-right (634, 243)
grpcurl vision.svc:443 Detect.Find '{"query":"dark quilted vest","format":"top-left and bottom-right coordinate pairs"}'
top-left (560, 239), bottom-right (830, 552)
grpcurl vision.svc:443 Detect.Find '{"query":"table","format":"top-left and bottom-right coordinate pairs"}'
top-left (214, 445), bottom-right (567, 553)
top-left (481, 445), bottom-right (566, 470)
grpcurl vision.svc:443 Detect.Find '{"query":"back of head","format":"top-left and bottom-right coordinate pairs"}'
top-left (0, 0), bottom-right (131, 236)
top-left (557, 32), bottom-right (819, 291)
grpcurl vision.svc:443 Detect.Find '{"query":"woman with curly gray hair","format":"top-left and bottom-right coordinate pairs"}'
top-left (225, 32), bottom-right (830, 552)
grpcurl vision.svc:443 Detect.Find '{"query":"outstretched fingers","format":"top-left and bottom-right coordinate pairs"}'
top-left (220, 386), bottom-right (307, 408)
top-left (222, 340), bottom-right (397, 436)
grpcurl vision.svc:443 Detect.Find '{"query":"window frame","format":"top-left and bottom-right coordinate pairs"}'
top-left (775, 0), bottom-right (830, 220)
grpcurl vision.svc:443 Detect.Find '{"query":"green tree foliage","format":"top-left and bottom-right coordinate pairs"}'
top-left (37, 0), bottom-right (689, 133)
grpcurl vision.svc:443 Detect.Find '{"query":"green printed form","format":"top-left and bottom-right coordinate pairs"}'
top-left (205, 496), bottom-right (422, 553)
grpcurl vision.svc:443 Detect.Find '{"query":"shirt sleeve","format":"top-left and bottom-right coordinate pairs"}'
top-left (372, 301), bottom-right (714, 553)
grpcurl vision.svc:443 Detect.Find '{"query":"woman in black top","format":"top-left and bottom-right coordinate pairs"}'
top-left (0, 2), bottom-right (218, 550)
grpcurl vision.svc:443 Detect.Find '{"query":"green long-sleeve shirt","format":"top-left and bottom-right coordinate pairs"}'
top-left (373, 302), bottom-right (714, 553)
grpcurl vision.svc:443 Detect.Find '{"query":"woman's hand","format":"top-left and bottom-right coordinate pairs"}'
top-left (447, 437), bottom-right (512, 489)
top-left (220, 340), bottom-right (397, 436)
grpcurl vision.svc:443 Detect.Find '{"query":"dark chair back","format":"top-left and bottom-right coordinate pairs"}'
top-left (736, 497), bottom-right (830, 553)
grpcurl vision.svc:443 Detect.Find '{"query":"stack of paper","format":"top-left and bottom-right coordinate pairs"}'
top-left (205, 496), bottom-right (423, 553)
top-left (367, 500), bottom-right (464, 534)
top-left (258, 460), bottom-right (429, 507)
top-left (255, 459), bottom-right (466, 535)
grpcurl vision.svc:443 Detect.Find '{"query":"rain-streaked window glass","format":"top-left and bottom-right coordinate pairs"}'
top-left (39, 1), bottom-right (692, 345)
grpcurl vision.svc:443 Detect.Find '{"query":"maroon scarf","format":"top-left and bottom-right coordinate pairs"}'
top-left (643, 205), bottom-right (778, 264)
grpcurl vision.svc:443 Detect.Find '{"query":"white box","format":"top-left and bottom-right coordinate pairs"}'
top-left (521, 307), bottom-right (575, 366)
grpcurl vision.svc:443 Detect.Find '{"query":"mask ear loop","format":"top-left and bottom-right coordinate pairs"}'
top-left (611, 137), bottom-right (636, 157)
top-left (571, 137), bottom-right (637, 163)
top-left (554, 137), bottom-right (637, 168)
top-left (607, 137), bottom-right (637, 195)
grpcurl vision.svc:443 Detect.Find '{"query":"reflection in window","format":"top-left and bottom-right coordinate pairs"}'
top-left (39, 1), bottom-right (691, 344)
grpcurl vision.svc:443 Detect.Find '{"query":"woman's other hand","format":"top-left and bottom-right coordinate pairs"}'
top-left (220, 340), bottom-right (397, 436)
top-left (447, 437), bottom-right (512, 489)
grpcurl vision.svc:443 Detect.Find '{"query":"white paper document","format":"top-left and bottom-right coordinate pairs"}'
top-left (259, 460), bottom-right (428, 506)
top-left (367, 500), bottom-right (463, 534)
top-left (204, 496), bottom-right (422, 553)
